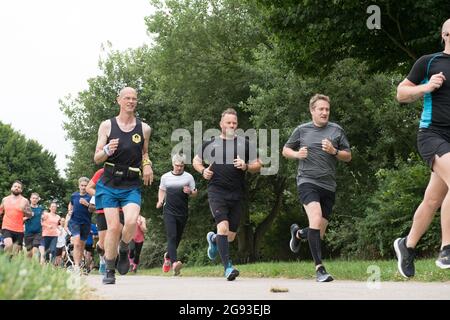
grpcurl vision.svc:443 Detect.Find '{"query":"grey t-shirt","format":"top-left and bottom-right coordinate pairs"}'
top-left (159, 171), bottom-right (196, 216)
top-left (284, 121), bottom-right (350, 192)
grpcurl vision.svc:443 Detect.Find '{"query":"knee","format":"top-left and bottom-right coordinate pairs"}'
top-left (424, 196), bottom-right (443, 211)
top-left (107, 222), bottom-right (122, 234)
top-left (217, 224), bottom-right (229, 235)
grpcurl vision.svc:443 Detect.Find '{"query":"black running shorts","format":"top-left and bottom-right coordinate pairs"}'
top-left (208, 196), bottom-right (242, 233)
top-left (297, 183), bottom-right (335, 220)
top-left (2, 229), bottom-right (24, 245)
top-left (96, 213), bottom-right (124, 232)
top-left (417, 128), bottom-right (450, 168)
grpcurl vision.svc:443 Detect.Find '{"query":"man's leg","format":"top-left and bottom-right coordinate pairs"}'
top-left (304, 201), bottom-right (333, 282)
top-left (72, 236), bottom-right (86, 268)
top-left (407, 172), bottom-right (447, 248)
top-left (164, 213), bottom-right (178, 264)
top-left (117, 203), bottom-right (140, 275)
top-left (395, 172), bottom-right (446, 277)
top-left (103, 208), bottom-right (121, 283)
top-left (216, 220), bottom-right (231, 270)
top-left (3, 237), bottom-right (13, 253)
top-left (430, 154), bottom-right (450, 268)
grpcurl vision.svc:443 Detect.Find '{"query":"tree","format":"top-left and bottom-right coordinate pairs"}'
top-left (0, 122), bottom-right (67, 206)
top-left (255, 0), bottom-right (450, 73)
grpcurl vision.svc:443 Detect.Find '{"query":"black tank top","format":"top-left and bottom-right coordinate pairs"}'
top-left (102, 117), bottom-right (144, 189)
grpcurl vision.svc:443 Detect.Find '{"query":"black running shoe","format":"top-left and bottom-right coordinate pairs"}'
top-left (117, 249), bottom-right (130, 275)
top-left (316, 266), bottom-right (333, 282)
top-left (435, 248), bottom-right (450, 269)
top-left (289, 224), bottom-right (301, 253)
top-left (102, 269), bottom-right (116, 285)
top-left (393, 237), bottom-right (415, 278)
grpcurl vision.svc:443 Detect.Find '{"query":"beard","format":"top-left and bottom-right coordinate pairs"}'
top-left (12, 190), bottom-right (21, 196)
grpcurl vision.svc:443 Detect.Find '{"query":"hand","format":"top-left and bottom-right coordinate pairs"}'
top-left (156, 201), bottom-right (163, 209)
top-left (202, 164), bottom-right (214, 180)
top-left (108, 138), bottom-right (120, 154)
top-left (143, 164), bottom-right (153, 186)
top-left (79, 198), bottom-right (89, 207)
top-left (297, 147), bottom-right (308, 159)
top-left (233, 155), bottom-right (247, 171)
top-left (321, 139), bottom-right (336, 155)
top-left (426, 72), bottom-right (446, 93)
top-left (183, 186), bottom-right (192, 194)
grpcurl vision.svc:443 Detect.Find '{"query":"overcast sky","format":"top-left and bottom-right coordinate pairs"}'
top-left (0, 0), bottom-right (155, 177)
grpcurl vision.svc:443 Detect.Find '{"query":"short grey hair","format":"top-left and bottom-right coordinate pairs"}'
top-left (172, 153), bottom-right (186, 164)
top-left (78, 177), bottom-right (89, 184)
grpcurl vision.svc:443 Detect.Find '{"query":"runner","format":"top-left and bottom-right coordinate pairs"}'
top-left (193, 108), bottom-right (262, 281)
top-left (283, 94), bottom-right (351, 282)
top-left (94, 87), bottom-right (153, 284)
top-left (0, 181), bottom-right (33, 254)
top-left (157, 153), bottom-right (196, 276)
top-left (66, 177), bottom-right (92, 273)
top-left (24, 192), bottom-right (43, 259)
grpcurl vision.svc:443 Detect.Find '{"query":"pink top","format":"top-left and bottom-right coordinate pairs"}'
top-left (42, 212), bottom-right (60, 237)
top-left (133, 216), bottom-right (145, 243)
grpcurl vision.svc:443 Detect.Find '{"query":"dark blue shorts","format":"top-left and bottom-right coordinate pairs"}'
top-left (68, 221), bottom-right (91, 241)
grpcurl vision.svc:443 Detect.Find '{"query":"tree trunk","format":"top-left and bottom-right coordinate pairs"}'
top-left (253, 177), bottom-right (286, 260)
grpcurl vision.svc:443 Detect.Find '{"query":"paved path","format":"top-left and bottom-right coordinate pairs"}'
top-left (84, 275), bottom-right (450, 300)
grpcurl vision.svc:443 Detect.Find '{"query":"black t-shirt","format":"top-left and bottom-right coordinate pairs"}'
top-left (196, 136), bottom-right (257, 200)
top-left (407, 52), bottom-right (450, 130)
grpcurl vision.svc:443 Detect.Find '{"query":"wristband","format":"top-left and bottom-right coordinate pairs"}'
top-left (103, 144), bottom-right (112, 156)
top-left (142, 159), bottom-right (152, 167)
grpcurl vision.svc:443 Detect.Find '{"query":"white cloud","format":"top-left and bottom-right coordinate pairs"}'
top-left (0, 0), bottom-right (154, 177)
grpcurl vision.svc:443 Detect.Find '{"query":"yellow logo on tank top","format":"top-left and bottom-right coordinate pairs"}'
top-left (132, 134), bottom-right (142, 144)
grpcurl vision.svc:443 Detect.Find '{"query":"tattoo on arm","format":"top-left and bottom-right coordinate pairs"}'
top-left (24, 201), bottom-right (33, 218)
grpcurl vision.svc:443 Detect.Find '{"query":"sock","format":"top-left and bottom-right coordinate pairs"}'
top-left (316, 265), bottom-right (327, 273)
top-left (119, 240), bottom-right (129, 253)
top-left (307, 228), bottom-right (322, 266)
top-left (105, 258), bottom-right (116, 271)
top-left (298, 227), bottom-right (309, 240)
top-left (216, 235), bottom-right (229, 269)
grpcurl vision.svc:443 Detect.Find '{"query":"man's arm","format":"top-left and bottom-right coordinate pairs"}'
top-left (94, 120), bottom-right (112, 164)
top-left (335, 150), bottom-right (352, 162)
top-left (247, 158), bottom-right (262, 174)
top-left (0, 198), bottom-right (4, 215)
top-left (282, 146), bottom-right (307, 160)
top-left (22, 199), bottom-right (33, 218)
top-left (397, 73), bottom-right (446, 103)
top-left (141, 123), bottom-right (154, 186)
top-left (193, 155), bottom-right (213, 180)
top-left (86, 179), bottom-right (96, 196)
top-left (156, 188), bottom-right (166, 208)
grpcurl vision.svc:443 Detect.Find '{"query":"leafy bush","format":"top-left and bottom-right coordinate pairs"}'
top-left (328, 155), bottom-right (440, 259)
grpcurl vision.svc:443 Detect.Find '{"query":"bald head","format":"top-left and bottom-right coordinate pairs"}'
top-left (118, 87), bottom-right (137, 98)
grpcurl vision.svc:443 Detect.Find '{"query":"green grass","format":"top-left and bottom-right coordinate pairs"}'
top-left (136, 259), bottom-right (450, 282)
top-left (0, 252), bottom-right (95, 299)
